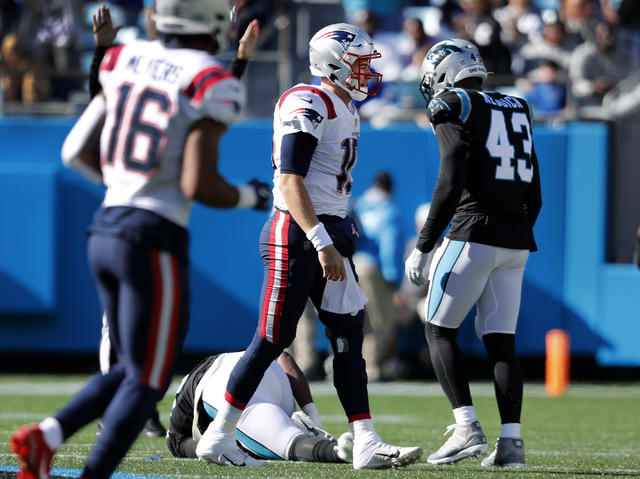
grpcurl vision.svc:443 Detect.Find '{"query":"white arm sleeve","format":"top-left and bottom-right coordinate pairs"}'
top-left (60, 95), bottom-right (105, 185)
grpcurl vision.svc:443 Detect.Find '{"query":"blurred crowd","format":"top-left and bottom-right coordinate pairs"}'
top-left (1, 0), bottom-right (640, 122)
top-left (345, 0), bottom-right (640, 126)
top-left (1, 0), bottom-right (640, 378)
top-left (0, 0), bottom-right (153, 105)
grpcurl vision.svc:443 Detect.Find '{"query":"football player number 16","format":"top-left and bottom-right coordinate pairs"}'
top-left (104, 83), bottom-right (171, 174)
top-left (486, 109), bottom-right (534, 183)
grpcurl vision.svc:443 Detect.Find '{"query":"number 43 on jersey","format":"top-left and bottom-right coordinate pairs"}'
top-left (486, 109), bottom-right (534, 183)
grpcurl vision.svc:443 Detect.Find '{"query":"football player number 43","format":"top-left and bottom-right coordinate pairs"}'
top-left (486, 109), bottom-right (534, 183)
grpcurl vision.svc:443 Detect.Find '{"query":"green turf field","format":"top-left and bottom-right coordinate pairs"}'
top-left (0, 376), bottom-right (639, 478)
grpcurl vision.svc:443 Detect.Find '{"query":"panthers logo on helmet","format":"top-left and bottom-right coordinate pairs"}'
top-left (291, 107), bottom-right (324, 128)
top-left (427, 43), bottom-right (464, 68)
top-left (317, 30), bottom-right (357, 51)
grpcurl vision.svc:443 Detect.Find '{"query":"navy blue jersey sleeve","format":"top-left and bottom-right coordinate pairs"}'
top-left (427, 88), bottom-right (472, 126)
top-left (279, 131), bottom-right (318, 176)
top-left (416, 122), bottom-right (471, 253)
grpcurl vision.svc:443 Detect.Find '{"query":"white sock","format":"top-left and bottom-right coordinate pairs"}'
top-left (352, 418), bottom-right (379, 441)
top-left (453, 405), bottom-right (477, 425)
top-left (501, 423), bottom-right (521, 439)
top-left (39, 417), bottom-right (63, 451)
top-left (211, 401), bottom-right (243, 433)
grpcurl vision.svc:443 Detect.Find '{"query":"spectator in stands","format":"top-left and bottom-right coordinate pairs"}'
top-left (0, 32), bottom-right (50, 104)
top-left (353, 10), bottom-right (404, 82)
top-left (569, 21), bottom-right (631, 116)
top-left (522, 58), bottom-right (567, 121)
top-left (518, 10), bottom-right (573, 75)
top-left (493, 0), bottom-right (543, 55)
top-left (601, 0), bottom-right (640, 72)
top-left (352, 172), bottom-right (406, 382)
top-left (397, 17), bottom-right (437, 70)
top-left (16, 0), bottom-right (83, 100)
top-left (21, 62), bottom-right (51, 103)
top-left (452, 0), bottom-right (512, 76)
top-left (342, 0), bottom-right (405, 32)
top-left (0, 33), bottom-right (27, 102)
top-left (352, 14), bottom-right (436, 126)
top-left (17, 0), bottom-right (82, 72)
top-left (559, 0), bottom-right (600, 48)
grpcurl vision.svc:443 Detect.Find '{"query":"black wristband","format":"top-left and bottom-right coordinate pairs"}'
top-left (229, 57), bottom-right (248, 79)
top-left (89, 45), bottom-right (110, 98)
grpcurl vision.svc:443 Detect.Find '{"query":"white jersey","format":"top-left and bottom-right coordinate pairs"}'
top-left (98, 39), bottom-right (244, 227)
top-left (272, 83), bottom-right (360, 218)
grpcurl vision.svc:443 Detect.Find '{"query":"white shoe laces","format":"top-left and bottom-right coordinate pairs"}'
top-left (443, 424), bottom-right (457, 436)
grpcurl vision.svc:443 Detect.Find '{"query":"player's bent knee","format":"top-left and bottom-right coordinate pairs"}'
top-left (324, 310), bottom-right (364, 353)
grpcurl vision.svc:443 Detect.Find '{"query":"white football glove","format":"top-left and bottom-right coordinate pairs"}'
top-left (290, 410), bottom-right (335, 441)
top-left (336, 431), bottom-right (353, 463)
top-left (405, 248), bottom-right (429, 286)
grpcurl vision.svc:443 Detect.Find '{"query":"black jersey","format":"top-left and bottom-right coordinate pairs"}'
top-left (168, 354), bottom-right (219, 438)
top-left (416, 87), bottom-right (542, 253)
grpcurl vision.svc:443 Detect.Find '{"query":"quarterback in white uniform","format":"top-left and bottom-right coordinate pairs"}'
top-left (198, 23), bottom-right (424, 470)
top-left (271, 82), bottom-right (360, 218)
top-left (10, 1), bottom-right (270, 479)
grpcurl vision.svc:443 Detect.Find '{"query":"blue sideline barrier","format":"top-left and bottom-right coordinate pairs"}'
top-left (0, 117), bottom-right (637, 366)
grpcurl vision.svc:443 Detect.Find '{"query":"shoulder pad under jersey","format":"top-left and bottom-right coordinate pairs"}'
top-left (277, 85), bottom-right (336, 137)
top-left (182, 66), bottom-right (245, 125)
top-left (427, 88), bottom-right (473, 126)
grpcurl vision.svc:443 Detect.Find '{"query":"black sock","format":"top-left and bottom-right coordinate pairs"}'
top-left (483, 333), bottom-right (522, 424)
top-left (289, 435), bottom-right (341, 462)
top-left (425, 322), bottom-right (472, 408)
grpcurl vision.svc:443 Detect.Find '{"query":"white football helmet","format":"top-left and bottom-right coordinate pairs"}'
top-left (309, 23), bottom-right (382, 101)
top-left (153, 0), bottom-right (234, 54)
top-left (419, 39), bottom-right (488, 102)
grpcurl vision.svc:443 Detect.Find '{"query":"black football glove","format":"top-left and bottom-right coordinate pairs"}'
top-left (249, 178), bottom-right (271, 211)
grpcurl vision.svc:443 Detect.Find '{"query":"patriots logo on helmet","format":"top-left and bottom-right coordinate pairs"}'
top-left (291, 107), bottom-right (324, 128)
top-left (318, 30), bottom-right (357, 50)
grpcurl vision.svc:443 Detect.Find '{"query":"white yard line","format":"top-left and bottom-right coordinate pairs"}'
top-left (0, 379), bottom-right (639, 399)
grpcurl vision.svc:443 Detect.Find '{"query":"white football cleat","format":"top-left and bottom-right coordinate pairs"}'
top-left (427, 420), bottom-right (488, 465)
top-left (196, 430), bottom-right (266, 467)
top-left (352, 431), bottom-right (423, 469)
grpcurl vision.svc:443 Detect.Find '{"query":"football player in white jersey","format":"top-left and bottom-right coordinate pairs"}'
top-left (10, 1), bottom-right (271, 478)
top-left (196, 23), bottom-right (423, 470)
top-left (89, 3), bottom-right (260, 440)
top-left (167, 351), bottom-right (349, 463)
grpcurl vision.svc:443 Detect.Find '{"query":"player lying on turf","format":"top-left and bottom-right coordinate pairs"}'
top-left (166, 351), bottom-right (353, 463)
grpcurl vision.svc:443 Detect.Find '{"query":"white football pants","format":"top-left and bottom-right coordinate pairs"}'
top-left (424, 238), bottom-right (529, 337)
top-left (201, 352), bottom-right (304, 460)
